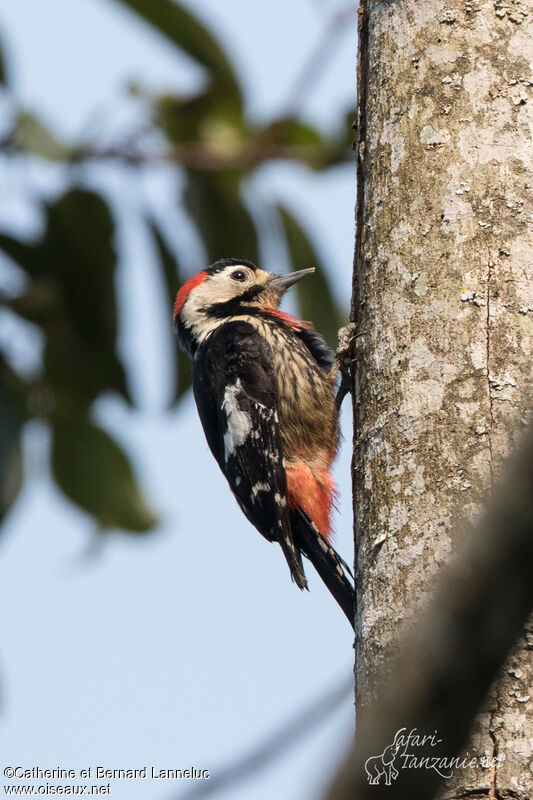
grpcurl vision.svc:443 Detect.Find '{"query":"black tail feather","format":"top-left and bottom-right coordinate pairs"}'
top-left (293, 510), bottom-right (355, 630)
top-left (279, 531), bottom-right (309, 590)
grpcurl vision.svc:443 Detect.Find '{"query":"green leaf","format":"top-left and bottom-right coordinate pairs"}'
top-left (184, 171), bottom-right (259, 265)
top-left (156, 91), bottom-right (213, 145)
top-left (52, 415), bottom-right (158, 533)
top-left (145, 217), bottom-right (192, 406)
top-left (263, 117), bottom-right (323, 149)
top-left (277, 204), bottom-right (345, 349)
top-left (14, 112), bottom-right (71, 161)
top-left (0, 358), bottom-right (24, 524)
top-left (42, 190), bottom-right (118, 348)
top-left (0, 188), bottom-right (130, 405)
top-left (41, 189), bottom-right (128, 401)
top-left (112, 0), bottom-right (241, 106)
top-left (156, 89), bottom-right (245, 147)
top-left (44, 337), bottom-right (128, 409)
top-left (0, 233), bottom-right (42, 276)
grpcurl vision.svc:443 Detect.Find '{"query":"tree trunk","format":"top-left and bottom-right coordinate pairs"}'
top-left (352, 0), bottom-right (532, 796)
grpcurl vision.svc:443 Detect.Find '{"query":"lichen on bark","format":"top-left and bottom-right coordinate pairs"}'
top-left (353, 0), bottom-right (533, 796)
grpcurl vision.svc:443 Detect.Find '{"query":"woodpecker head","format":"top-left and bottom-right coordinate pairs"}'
top-left (174, 258), bottom-right (315, 356)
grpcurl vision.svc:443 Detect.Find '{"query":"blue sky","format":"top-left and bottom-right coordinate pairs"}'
top-left (0, 2), bottom-right (357, 799)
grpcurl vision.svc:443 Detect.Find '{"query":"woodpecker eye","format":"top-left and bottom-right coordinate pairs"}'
top-left (230, 269), bottom-right (248, 282)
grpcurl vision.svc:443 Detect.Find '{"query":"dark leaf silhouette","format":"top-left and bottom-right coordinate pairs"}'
top-left (0, 188), bottom-right (129, 405)
top-left (112, 0), bottom-right (242, 106)
top-left (52, 414), bottom-right (158, 533)
top-left (146, 217), bottom-right (192, 406)
top-left (185, 171), bottom-right (259, 265)
top-left (277, 204), bottom-right (345, 349)
top-left (0, 358), bottom-right (24, 525)
top-left (0, 34), bottom-right (7, 87)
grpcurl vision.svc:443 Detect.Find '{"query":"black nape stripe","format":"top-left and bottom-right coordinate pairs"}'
top-left (175, 316), bottom-right (197, 357)
top-left (206, 258), bottom-right (258, 275)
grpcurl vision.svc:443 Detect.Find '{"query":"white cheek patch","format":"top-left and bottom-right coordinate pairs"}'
top-left (181, 287), bottom-right (222, 343)
top-left (181, 269), bottom-right (257, 344)
top-left (222, 381), bottom-right (253, 461)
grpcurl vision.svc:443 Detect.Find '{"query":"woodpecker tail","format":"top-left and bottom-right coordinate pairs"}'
top-left (279, 532), bottom-right (309, 591)
top-left (293, 510), bottom-right (355, 629)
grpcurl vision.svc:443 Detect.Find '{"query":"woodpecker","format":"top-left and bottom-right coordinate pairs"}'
top-left (174, 258), bottom-right (354, 628)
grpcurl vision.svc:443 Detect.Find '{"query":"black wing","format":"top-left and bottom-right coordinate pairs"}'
top-left (193, 321), bottom-right (307, 589)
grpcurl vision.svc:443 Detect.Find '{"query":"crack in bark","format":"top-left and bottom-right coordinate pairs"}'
top-left (352, 0), bottom-right (369, 330)
top-left (488, 721), bottom-right (499, 800)
top-left (352, 0), bottom-right (370, 634)
top-left (485, 252), bottom-right (499, 800)
top-left (486, 252), bottom-right (495, 488)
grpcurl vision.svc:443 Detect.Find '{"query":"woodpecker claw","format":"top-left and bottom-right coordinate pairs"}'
top-left (332, 323), bottom-right (358, 410)
top-left (335, 370), bottom-right (352, 411)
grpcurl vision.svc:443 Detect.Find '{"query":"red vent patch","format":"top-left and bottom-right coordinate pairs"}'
top-left (285, 461), bottom-right (335, 539)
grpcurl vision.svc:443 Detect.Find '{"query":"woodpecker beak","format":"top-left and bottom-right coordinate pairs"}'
top-left (268, 268), bottom-right (315, 292)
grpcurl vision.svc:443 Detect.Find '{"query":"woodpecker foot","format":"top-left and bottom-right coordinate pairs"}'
top-left (336, 323), bottom-right (357, 362)
top-left (333, 323), bottom-right (357, 410)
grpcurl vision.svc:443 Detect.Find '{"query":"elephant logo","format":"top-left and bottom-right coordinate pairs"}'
top-left (364, 732), bottom-right (402, 785)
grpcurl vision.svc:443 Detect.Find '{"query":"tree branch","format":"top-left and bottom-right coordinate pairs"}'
top-left (0, 136), bottom-right (349, 172)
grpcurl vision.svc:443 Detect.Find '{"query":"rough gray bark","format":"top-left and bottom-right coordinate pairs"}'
top-left (323, 422), bottom-right (533, 800)
top-left (351, 0), bottom-right (533, 797)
